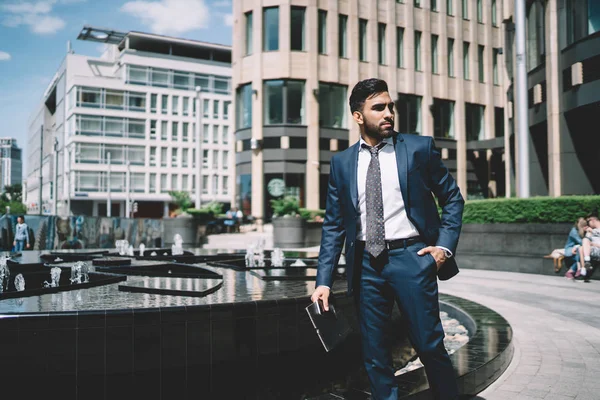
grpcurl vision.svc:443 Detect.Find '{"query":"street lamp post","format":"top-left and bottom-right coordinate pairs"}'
top-left (53, 137), bottom-right (59, 216)
top-left (107, 152), bottom-right (112, 217)
top-left (195, 86), bottom-right (204, 210)
top-left (515, 0), bottom-right (530, 198)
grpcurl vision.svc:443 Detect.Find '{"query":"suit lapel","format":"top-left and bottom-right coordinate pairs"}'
top-left (394, 133), bottom-right (409, 208)
top-left (348, 142), bottom-right (360, 213)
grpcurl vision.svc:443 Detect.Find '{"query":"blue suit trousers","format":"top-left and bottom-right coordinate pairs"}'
top-left (356, 240), bottom-right (459, 400)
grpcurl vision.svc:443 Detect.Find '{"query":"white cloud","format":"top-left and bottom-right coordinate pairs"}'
top-left (224, 13), bottom-right (232, 27)
top-left (0, 51), bottom-right (11, 61)
top-left (213, 0), bottom-right (230, 7)
top-left (121, 0), bottom-right (210, 35)
top-left (1, 0), bottom-right (69, 35)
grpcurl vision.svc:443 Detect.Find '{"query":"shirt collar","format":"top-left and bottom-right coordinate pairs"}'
top-left (359, 136), bottom-right (393, 152)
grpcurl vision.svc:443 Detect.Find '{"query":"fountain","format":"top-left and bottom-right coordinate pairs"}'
top-left (139, 243), bottom-right (145, 257)
top-left (70, 261), bottom-right (90, 284)
top-left (0, 256), bottom-right (9, 293)
top-left (43, 267), bottom-right (62, 288)
top-left (245, 244), bottom-right (256, 268)
top-left (115, 240), bottom-right (129, 256)
top-left (172, 234), bottom-right (184, 256)
top-left (271, 248), bottom-right (285, 267)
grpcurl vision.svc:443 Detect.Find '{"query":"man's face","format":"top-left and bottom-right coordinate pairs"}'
top-left (588, 217), bottom-right (600, 229)
top-left (354, 92), bottom-right (395, 140)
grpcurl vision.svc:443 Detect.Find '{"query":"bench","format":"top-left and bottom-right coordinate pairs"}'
top-left (544, 249), bottom-right (565, 273)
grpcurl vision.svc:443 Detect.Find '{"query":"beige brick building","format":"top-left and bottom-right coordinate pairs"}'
top-left (232, 0), bottom-right (509, 223)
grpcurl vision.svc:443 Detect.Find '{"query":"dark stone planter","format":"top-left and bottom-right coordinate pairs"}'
top-left (305, 221), bottom-right (323, 247)
top-left (272, 217), bottom-right (307, 248)
top-left (162, 217), bottom-right (202, 247)
top-left (455, 223), bottom-right (582, 277)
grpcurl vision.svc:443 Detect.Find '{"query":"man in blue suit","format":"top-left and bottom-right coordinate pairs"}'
top-left (311, 79), bottom-right (464, 400)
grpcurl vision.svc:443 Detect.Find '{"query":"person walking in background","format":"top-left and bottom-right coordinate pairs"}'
top-left (13, 215), bottom-right (30, 252)
top-left (311, 79), bottom-right (464, 400)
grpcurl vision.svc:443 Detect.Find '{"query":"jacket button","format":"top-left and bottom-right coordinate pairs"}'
top-left (350, 242), bottom-right (354, 247)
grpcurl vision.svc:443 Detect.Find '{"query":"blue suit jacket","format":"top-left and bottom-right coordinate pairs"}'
top-left (316, 132), bottom-right (465, 295)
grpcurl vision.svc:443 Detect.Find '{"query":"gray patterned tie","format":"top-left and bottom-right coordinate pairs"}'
top-left (363, 141), bottom-right (386, 258)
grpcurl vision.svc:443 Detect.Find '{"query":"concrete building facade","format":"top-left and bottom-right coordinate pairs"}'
top-left (232, 0), bottom-right (508, 224)
top-left (0, 138), bottom-right (23, 190)
top-left (26, 27), bottom-right (235, 217)
top-left (505, 0), bottom-right (600, 196)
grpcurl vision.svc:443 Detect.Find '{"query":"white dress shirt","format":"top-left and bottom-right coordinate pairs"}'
top-left (357, 137), bottom-right (419, 241)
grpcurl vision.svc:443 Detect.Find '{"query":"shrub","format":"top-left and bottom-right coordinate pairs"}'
top-left (459, 196), bottom-right (600, 224)
top-left (169, 191), bottom-right (192, 213)
top-left (299, 208), bottom-right (326, 222)
top-left (271, 196), bottom-right (300, 217)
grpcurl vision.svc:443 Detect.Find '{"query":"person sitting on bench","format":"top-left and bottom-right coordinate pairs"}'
top-left (565, 217), bottom-right (587, 279)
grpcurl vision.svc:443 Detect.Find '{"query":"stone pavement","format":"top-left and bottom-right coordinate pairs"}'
top-left (204, 228), bottom-right (600, 400)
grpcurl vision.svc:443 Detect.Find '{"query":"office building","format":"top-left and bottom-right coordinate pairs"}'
top-left (232, 0), bottom-right (508, 224)
top-left (0, 138), bottom-right (23, 190)
top-left (26, 26), bottom-right (234, 217)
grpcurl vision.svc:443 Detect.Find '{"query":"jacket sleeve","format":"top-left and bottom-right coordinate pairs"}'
top-left (564, 228), bottom-right (582, 257)
top-left (427, 137), bottom-right (465, 254)
top-left (316, 157), bottom-right (346, 288)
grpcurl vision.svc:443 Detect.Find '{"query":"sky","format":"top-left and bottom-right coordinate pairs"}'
top-left (0, 0), bottom-right (233, 176)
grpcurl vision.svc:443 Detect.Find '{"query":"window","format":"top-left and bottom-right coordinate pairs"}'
top-left (493, 48), bottom-right (500, 85)
top-left (172, 96), bottom-right (179, 115)
top-left (128, 92), bottom-right (146, 111)
top-left (151, 94), bottom-right (158, 113)
top-left (149, 173), bottom-right (156, 192)
top-left (128, 65), bottom-right (147, 84)
top-left (432, 0), bottom-right (438, 12)
top-left (182, 148), bottom-right (189, 167)
top-left (212, 175), bottom-right (218, 194)
top-left (105, 91), bottom-right (124, 109)
top-left (527, 1), bottom-right (545, 71)
top-left (150, 120), bottom-right (157, 140)
top-left (161, 174), bottom-right (168, 192)
top-left (338, 15), bottom-right (348, 58)
top-left (173, 72), bottom-right (190, 89)
top-left (161, 121), bottom-right (168, 140)
top-left (291, 7), bottom-right (306, 51)
top-left (203, 99), bottom-right (210, 118)
top-left (432, 99), bottom-right (455, 139)
top-left (202, 150), bottom-right (209, 168)
top-left (214, 77), bottom-right (229, 94)
top-left (128, 120), bottom-right (145, 138)
top-left (78, 87), bottom-right (102, 107)
top-left (203, 124), bottom-right (210, 143)
top-left (463, 42), bottom-right (470, 80)
top-left (447, 0), bottom-right (454, 16)
top-left (318, 83), bottom-right (347, 128)
top-left (236, 84), bottom-right (253, 129)
top-left (397, 94), bottom-right (422, 135)
top-left (172, 122), bottom-right (179, 141)
top-left (223, 100), bottom-right (231, 120)
top-left (183, 97), bottom-right (189, 116)
top-left (223, 126), bottom-right (229, 144)
top-left (222, 176), bottom-right (229, 195)
top-left (432, 35), bottom-right (439, 74)
top-left (478, 45), bottom-right (485, 83)
top-left (151, 68), bottom-right (169, 87)
top-left (492, 0), bottom-right (497, 26)
top-left (263, 7), bottom-right (279, 51)
top-left (359, 19), bottom-right (368, 61)
top-left (378, 23), bottom-right (386, 65)
top-left (213, 100), bottom-right (220, 119)
top-left (263, 80), bottom-right (305, 125)
top-left (171, 148), bottom-right (178, 167)
top-left (161, 95), bottom-right (167, 114)
top-left (477, 0), bottom-right (483, 23)
top-left (414, 0), bottom-right (421, 8)
top-left (448, 39), bottom-right (455, 77)
top-left (222, 151), bottom-right (229, 170)
top-left (182, 175), bottom-right (189, 190)
top-left (415, 31), bottom-right (422, 71)
top-left (494, 107), bottom-right (504, 137)
top-left (466, 103), bottom-right (485, 141)
top-left (150, 147), bottom-right (157, 166)
top-left (171, 174), bottom-right (177, 190)
top-left (161, 148), bottom-right (167, 167)
top-left (245, 11), bottom-right (253, 55)
top-left (318, 10), bottom-right (327, 54)
top-left (202, 176), bottom-right (209, 194)
top-left (213, 126), bottom-right (219, 144)
top-left (462, 0), bottom-right (468, 19)
top-left (212, 150), bottom-right (218, 168)
top-left (397, 27), bottom-right (404, 68)
top-left (183, 122), bottom-right (189, 141)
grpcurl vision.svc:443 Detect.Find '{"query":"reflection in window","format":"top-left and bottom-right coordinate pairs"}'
top-left (378, 23), bottom-right (386, 65)
top-left (466, 103), bottom-right (485, 141)
top-left (397, 27), bottom-right (404, 68)
top-left (527, 0), bottom-right (545, 71)
top-left (236, 84), bottom-right (253, 129)
top-left (478, 45), bottom-right (485, 83)
top-left (463, 42), bottom-right (470, 80)
top-left (339, 15), bottom-right (348, 58)
top-left (433, 99), bottom-right (455, 139)
top-left (415, 31), bottom-right (422, 71)
top-left (263, 80), bottom-right (305, 125)
top-left (263, 7), bottom-right (279, 51)
top-left (359, 19), bottom-right (368, 61)
top-left (397, 94), bottom-right (422, 135)
top-left (432, 35), bottom-right (439, 74)
top-left (245, 11), bottom-right (253, 55)
top-left (318, 83), bottom-right (347, 128)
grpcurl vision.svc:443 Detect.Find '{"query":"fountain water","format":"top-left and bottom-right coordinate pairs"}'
top-left (70, 261), bottom-right (90, 284)
top-left (139, 243), bottom-right (146, 257)
top-left (43, 267), bottom-right (62, 288)
top-left (14, 274), bottom-right (25, 292)
top-left (271, 248), bottom-right (285, 267)
top-left (115, 240), bottom-right (129, 256)
top-left (172, 234), bottom-right (184, 256)
top-left (0, 256), bottom-right (10, 293)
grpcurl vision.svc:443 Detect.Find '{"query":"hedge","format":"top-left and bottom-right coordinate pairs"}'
top-left (458, 196), bottom-right (600, 224)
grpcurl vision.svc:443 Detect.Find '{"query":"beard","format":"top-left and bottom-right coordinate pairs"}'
top-left (363, 118), bottom-right (394, 141)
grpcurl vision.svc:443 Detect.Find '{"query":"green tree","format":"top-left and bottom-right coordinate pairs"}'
top-left (169, 191), bottom-right (192, 213)
top-left (1, 184), bottom-right (22, 203)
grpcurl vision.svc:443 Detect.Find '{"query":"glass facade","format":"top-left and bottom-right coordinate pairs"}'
top-left (75, 87), bottom-right (146, 112)
top-left (291, 7), bottom-right (306, 51)
top-left (69, 115), bottom-right (145, 139)
top-left (397, 94), bottom-right (422, 135)
top-left (126, 65), bottom-right (230, 94)
top-left (236, 84), bottom-right (253, 129)
top-left (318, 83), bottom-right (347, 128)
top-left (263, 7), bottom-right (279, 52)
top-left (433, 99), bottom-right (455, 139)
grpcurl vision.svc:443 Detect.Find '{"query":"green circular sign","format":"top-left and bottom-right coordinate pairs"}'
top-left (267, 178), bottom-right (286, 197)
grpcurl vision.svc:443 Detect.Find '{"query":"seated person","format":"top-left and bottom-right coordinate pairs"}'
top-left (580, 213), bottom-right (600, 281)
top-left (564, 217), bottom-right (587, 279)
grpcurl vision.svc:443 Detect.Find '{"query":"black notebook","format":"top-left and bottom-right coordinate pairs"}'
top-left (305, 300), bottom-right (352, 352)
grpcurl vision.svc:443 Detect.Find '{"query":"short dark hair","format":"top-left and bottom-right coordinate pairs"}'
top-left (349, 78), bottom-right (389, 113)
top-left (586, 212), bottom-right (599, 221)
top-left (17, 215), bottom-right (25, 221)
